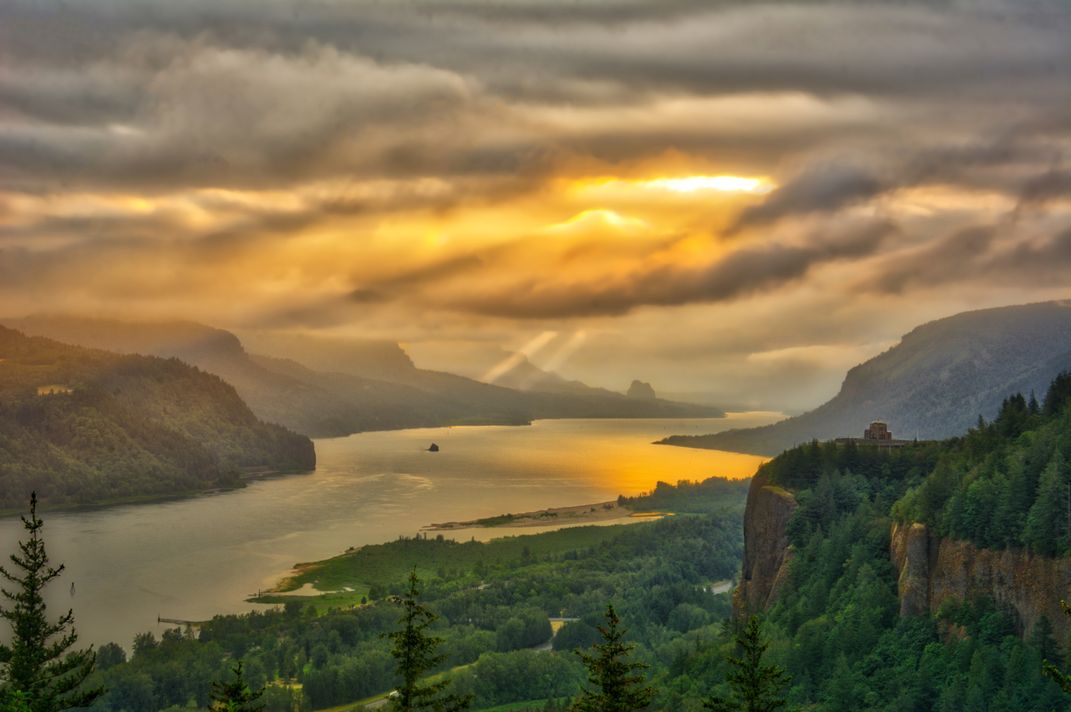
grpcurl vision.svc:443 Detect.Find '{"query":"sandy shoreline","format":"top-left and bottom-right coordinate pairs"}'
top-left (423, 500), bottom-right (670, 530)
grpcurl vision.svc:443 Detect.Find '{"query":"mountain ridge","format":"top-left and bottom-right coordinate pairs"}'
top-left (4, 315), bottom-right (724, 437)
top-left (661, 300), bottom-right (1071, 455)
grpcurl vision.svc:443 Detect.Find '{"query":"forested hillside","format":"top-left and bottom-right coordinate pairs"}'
top-left (736, 372), bottom-right (1071, 710)
top-left (663, 300), bottom-right (1071, 455)
top-left (0, 326), bottom-right (314, 509)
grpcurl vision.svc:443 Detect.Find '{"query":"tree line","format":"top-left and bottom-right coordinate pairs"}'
top-left (0, 488), bottom-right (787, 711)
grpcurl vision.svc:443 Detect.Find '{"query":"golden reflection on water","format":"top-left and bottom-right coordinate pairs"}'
top-left (568, 436), bottom-right (768, 495)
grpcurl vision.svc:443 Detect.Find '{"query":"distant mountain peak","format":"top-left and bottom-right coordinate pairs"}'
top-left (627, 380), bottom-right (657, 400)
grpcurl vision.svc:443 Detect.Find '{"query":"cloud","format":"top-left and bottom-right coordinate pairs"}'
top-left (730, 164), bottom-right (889, 231)
top-left (866, 223), bottom-right (1071, 294)
top-left (1019, 169), bottom-right (1071, 207)
top-left (2, 0), bottom-right (1071, 411)
top-left (449, 220), bottom-right (896, 318)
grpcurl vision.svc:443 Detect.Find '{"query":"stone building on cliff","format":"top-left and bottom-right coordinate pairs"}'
top-left (834, 420), bottom-right (912, 448)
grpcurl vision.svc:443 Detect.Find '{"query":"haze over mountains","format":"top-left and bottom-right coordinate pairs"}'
top-left (3, 315), bottom-right (722, 438)
top-left (662, 300), bottom-right (1071, 456)
top-left (0, 326), bottom-right (314, 509)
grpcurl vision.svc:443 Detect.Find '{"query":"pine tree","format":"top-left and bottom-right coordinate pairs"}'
top-left (705, 616), bottom-right (789, 712)
top-left (209, 662), bottom-right (265, 712)
top-left (570, 605), bottom-right (654, 712)
top-left (0, 689), bottom-right (31, 712)
top-left (386, 571), bottom-right (470, 712)
top-left (1043, 601), bottom-right (1071, 694)
top-left (1023, 453), bottom-right (1068, 557)
top-left (0, 493), bottom-right (101, 712)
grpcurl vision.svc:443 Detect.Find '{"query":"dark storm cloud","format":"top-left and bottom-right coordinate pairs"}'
top-left (1, 0), bottom-right (1069, 333)
top-left (867, 223), bottom-right (1071, 294)
top-left (1020, 170), bottom-right (1071, 207)
top-left (452, 220), bottom-right (897, 319)
top-left (728, 135), bottom-right (1069, 233)
top-left (0, 0), bottom-right (1068, 193)
top-left (731, 164), bottom-right (889, 232)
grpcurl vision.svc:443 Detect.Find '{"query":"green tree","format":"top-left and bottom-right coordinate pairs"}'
top-left (706, 616), bottom-right (789, 712)
top-left (1023, 453), bottom-right (1068, 556)
top-left (0, 493), bottom-right (101, 712)
top-left (570, 605), bottom-right (654, 712)
top-left (1043, 601), bottom-right (1071, 694)
top-left (386, 572), bottom-right (470, 712)
top-left (0, 689), bottom-right (31, 712)
top-left (209, 662), bottom-right (265, 712)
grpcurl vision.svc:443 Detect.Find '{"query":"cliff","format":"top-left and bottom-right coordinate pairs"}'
top-left (890, 521), bottom-right (1071, 642)
top-left (735, 485), bottom-right (1071, 642)
top-left (733, 472), bottom-right (798, 618)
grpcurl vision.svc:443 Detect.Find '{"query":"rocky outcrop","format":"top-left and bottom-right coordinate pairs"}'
top-left (891, 521), bottom-right (1071, 642)
top-left (627, 380), bottom-right (657, 400)
top-left (734, 472), bottom-right (798, 619)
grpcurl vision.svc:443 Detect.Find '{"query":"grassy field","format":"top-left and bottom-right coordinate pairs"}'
top-left (254, 523), bottom-right (639, 607)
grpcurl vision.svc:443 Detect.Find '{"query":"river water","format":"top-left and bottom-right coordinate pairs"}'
top-left (0, 414), bottom-right (777, 649)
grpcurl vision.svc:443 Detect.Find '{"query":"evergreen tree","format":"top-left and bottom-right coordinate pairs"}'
top-left (209, 662), bottom-right (265, 712)
top-left (1043, 601), bottom-right (1071, 694)
top-left (706, 616), bottom-right (789, 712)
top-left (1043, 371), bottom-right (1071, 417)
top-left (386, 571), bottom-right (470, 712)
top-left (1023, 452), bottom-right (1068, 556)
top-left (0, 689), bottom-right (31, 712)
top-left (570, 605), bottom-right (654, 712)
top-left (0, 493), bottom-right (101, 712)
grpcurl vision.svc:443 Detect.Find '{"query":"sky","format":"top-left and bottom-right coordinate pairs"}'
top-left (1, 0), bottom-right (1070, 411)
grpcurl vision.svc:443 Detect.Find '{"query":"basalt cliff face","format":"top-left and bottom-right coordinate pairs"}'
top-left (890, 521), bottom-right (1071, 641)
top-left (733, 472), bottom-right (798, 618)
top-left (734, 475), bottom-right (1071, 642)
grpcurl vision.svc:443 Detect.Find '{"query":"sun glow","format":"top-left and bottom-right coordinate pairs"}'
top-left (546, 209), bottom-right (649, 232)
top-left (566, 174), bottom-right (776, 198)
top-left (639, 175), bottom-right (774, 194)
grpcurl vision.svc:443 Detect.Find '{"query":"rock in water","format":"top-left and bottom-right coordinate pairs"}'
top-left (428, 443), bottom-right (440, 452)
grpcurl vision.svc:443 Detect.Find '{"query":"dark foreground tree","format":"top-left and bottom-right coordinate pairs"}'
top-left (209, 661), bottom-right (265, 712)
top-left (0, 493), bottom-right (101, 712)
top-left (706, 616), bottom-right (789, 712)
top-left (1043, 600), bottom-right (1071, 693)
top-left (386, 571), bottom-right (470, 712)
top-left (570, 605), bottom-right (654, 712)
top-left (0, 689), bottom-right (31, 712)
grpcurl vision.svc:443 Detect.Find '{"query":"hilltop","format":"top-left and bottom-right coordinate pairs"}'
top-left (0, 326), bottom-right (314, 509)
top-left (661, 300), bottom-right (1071, 455)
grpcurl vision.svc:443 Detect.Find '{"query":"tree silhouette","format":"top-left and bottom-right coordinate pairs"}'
top-left (386, 571), bottom-right (470, 712)
top-left (706, 616), bottom-right (789, 712)
top-left (209, 661), bottom-right (265, 712)
top-left (570, 605), bottom-right (654, 711)
top-left (0, 493), bottom-right (102, 712)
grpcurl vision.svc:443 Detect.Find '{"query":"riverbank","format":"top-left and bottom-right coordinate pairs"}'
top-left (0, 466), bottom-right (315, 519)
top-left (251, 474), bottom-right (752, 608)
top-left (249, 523), bottom-right (639, 610)
top-left (423, 500), bottom-right (670, 530)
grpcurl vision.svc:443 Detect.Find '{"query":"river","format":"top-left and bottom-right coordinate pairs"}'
top-left (0, 414), bottom-right (778, 649)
